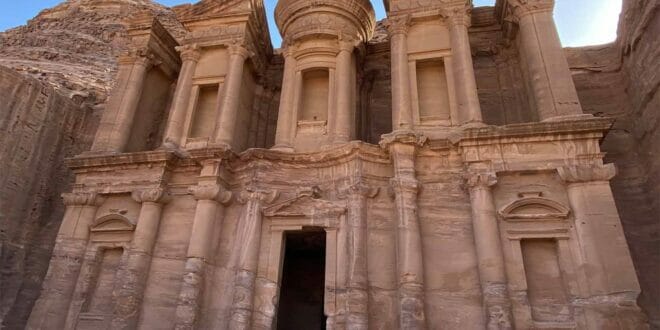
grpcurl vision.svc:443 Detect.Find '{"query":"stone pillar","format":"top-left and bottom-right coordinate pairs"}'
top-left (213, 44), bottom-right (251, 147)
top-left (91, 49), bottom-right (153, 153)
top-left (229, 187), bottom-right (278, 330)
top-left (174, 184), bottom-right (232, 330)
top-left (557, 165), bottom-right (640, 295)
top-left (273, 46), bottom-right (298, 152)
top-left (386, 16), bottom-right (413, 130)
top-left (444, 6), bottom-right (483, 125)
top-left (340, 180), bottom-right (379, 330)
top-left (26, 193), bottom-right (104, 330)
top-left (162, 44), bottom-right (201, 148)
top-left (465, 173), bottom-right (513, 329)
top-left (333, 39), bottom-right (355, 144)
top-left (380, 131), bottom-right (427, 329)
top-left (509, 0), bottom-right (583, 121)
top-left (111, 188), bottom-right (170, 330)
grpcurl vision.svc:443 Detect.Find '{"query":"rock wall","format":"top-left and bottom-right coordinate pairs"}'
top-left (0, 65), bottom-right (99, 328)
top-left (565, 0), bottom-right (660, 326)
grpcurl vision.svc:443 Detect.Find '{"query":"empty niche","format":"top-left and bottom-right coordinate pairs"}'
top-left (416, 59), bottom-right (450, 122)
top-left (190, 84), bottom-right (219, 138)
top-left (125, 69), bottom-right (173, 152)
top-left (88, 248), bottom-right (123, 314)
top-left (521, 239), bottom-right (572, 324)
top-left (300, 69), bottom-right (329, 122)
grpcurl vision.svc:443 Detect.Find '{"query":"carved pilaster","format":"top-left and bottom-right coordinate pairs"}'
top-left (27, 191), bottom-right (104, 330)
top-left (229, 186), bottom-right (278, 330)
top-left (175, 184), bottom-right (233, 330)
top-left (112, 187), bottom-right (170, 330)
top-left (465, 172), bottom-right (512, 330)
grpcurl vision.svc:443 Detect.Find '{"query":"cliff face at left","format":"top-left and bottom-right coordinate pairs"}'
top-left (0, 1), bottom-right (186, 328)
top-left (0, 66), bottom-right (96, 328)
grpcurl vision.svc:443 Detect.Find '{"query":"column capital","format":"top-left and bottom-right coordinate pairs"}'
top-left (379, 130), bottom-right (428, 150)
top-left (132, 187), bottom-right (171, 204)
top-left (464, 172), bottom-right (498, 190)
top-left (385, 15), bottom-right (412, 36)
top-left (238, 186), bottom-right (279, 204)
top-left (189, 184), bottom-right (233, 204)
top-left (62, 192), bottom-right (105, 207)
top-left (176, 43), bottom-right (201, 63)
top-left (118, 48), bottom-right (157, 68)
top-left (441, 5), bottom-right (472, 27)
top-left (557, 164), bottom-right (616, 184)
top-left (507, 0), bottom-right (554, 19)
top-left (389, 178), bottom-right (419, 195)
top-left (339, 180), bottom-right (380, 199)
top-left (227, 42), bottom-right (252, 59)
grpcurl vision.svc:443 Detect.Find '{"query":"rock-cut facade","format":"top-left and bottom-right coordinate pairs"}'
top-left (24, 0), bottom-right (650, 329)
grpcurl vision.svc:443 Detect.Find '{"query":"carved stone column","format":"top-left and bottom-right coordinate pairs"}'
top-left (26, 193), bottom-right (104, 330)
top-left (333, 38), bottom-right (356, 144)
top-left (229, 187), bottom-right (278, 330)
top-left (339, 180), bottom-right (379, 329)
top-left (508, 0), bottom-right (583, 121)
top-left (443, 6), bottom-right (483, 125)
top-left (213, 44), bottom-right (251, 147)
top-left (111, 188), bottom-right (170, 330)
top-left (162, 44), bottom-right (201, 148)
top-left (273, 45), bottom-right (298, 152)
top-left (557, 165), bottom-right (640, 295)
top-left (465, 173), bottom-right (512, 329)
top-left (380, 131), bottom-right (427, 329)
top-left (174, 184), bottom-right (232, 330)
top-left (386, 16), bottom-right (413, 130)
top-left (91, 49), bottom-right (154, 153)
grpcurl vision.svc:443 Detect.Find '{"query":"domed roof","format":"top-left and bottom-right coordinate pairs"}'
top-left (274, 0), bottom-right (376, 43)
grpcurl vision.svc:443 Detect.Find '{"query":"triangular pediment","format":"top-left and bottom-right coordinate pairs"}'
top-left (264, 195), bottom-right (346, 218)
top-left (176, 0), bottom-right (252, 22)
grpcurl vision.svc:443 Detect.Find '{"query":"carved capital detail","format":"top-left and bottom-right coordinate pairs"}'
top-left (465, 172), bottom-right (498, 189)
top-left (176, 43), bottom-right (201, 62)
top-left (227, 42), bottom-right (253, 59)
top-left (118, 47), bottom-right (157, 68)
top-left (238, 186), bottom-right (279, 204)
top-left (339, 180), bottom-right (379, 199)
top-left (131, 187), bottom-right (171, 204)
top-left (385, 15), bottom-right (412, 36)
top-left (389, 178), bottom-right (419, 196)
top-left (507, 0), bottom-right (555, 19)
top-left (189, 184), bottom-right (233, 204)
top-left (379, 130), bottom-right (428, 150)
top-left (62, 192), bottom-right (105, 207)
top-left (441, 5), bottom-right (472, 27)
top-left (557, 164), bottom-right (616, 184)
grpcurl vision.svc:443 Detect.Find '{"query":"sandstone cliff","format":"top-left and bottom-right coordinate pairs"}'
top-left (0, 1), bottom-right (186, 328)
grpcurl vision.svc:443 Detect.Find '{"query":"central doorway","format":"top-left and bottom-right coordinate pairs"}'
top-left (276, 229), bottom-right (327, 329)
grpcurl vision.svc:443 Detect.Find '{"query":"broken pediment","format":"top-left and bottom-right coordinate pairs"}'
top-left (499, 197), bottom-right (570, 221)
top-left (90, 214), bottom-right (136, 233)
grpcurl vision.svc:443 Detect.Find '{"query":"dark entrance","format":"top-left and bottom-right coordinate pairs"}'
top-left (276, 229), bottom-right (326, 330)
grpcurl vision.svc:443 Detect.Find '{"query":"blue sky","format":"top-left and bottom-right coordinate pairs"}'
top-left (0, 0), bottom-right (622, 48)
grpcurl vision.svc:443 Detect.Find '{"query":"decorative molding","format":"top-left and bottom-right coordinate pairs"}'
top-left (189, 184), bottom-right (233, 204)
top-left (237, 186), bottom-right (279, 205)
top-left (62, 192), bottom-right (105, 207)
top-left (90, 214), bottom-right (136, 233)
top-left (176, 43), bottom-right (201, 62)
top-left (441, 5), bottom-right (472, 27)
top-left (499, 197), bottom-right (570, 221)
top-left (131, 187), bottom-right (171, 204)
top-left (385, 15), bottom-right (412, 36)
top-left (557, 164), bottom-right (616, 184)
